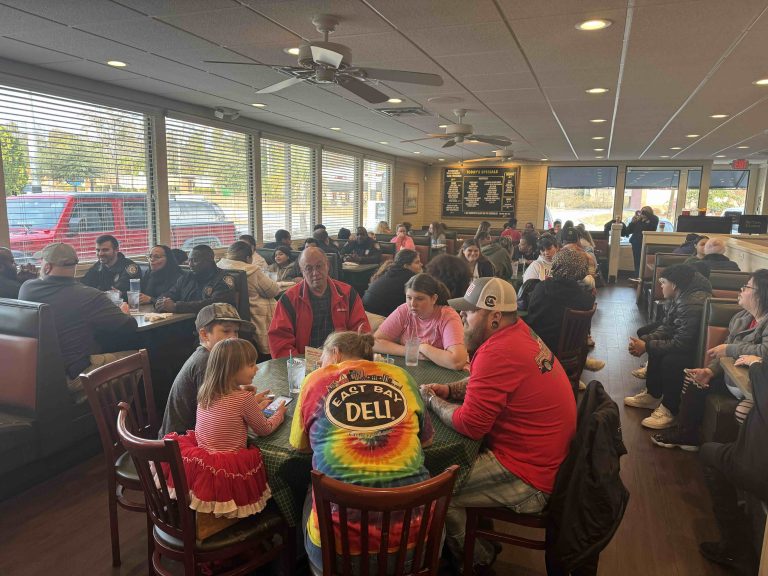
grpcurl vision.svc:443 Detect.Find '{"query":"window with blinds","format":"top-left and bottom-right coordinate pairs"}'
top-left (0, 85), bottom-right (149, 262)
top-left (165, 118), bottom-right (248, 252)
top-left (362, 159), bottom-right (391, 231)
top-left (321, 150), bottom-right (358, 234)
top-left (261, 137), bottom-right (315, 242)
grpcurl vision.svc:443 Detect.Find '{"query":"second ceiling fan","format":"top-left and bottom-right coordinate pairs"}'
top-left (401, 109), bottom-right (512, 148)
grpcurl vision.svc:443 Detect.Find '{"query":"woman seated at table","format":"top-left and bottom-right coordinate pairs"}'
top-left (522, 235), bottom-right (558, 283)
top-left (218, 241), bottom-right (280, 357)
top-left (426, 220), bottom-right (446, 246)
top-left (139, 244), bottom-right (182, 304)
top-left (267, 246), bottom-right (301, 282)
top-left (425, 254), bottom-right (473, 299)
top-left (289, 330), bottom-right (434, 575)
top-left (651, 269), bottom-right (768, 451)
top-left (390, 223), bottom-right (416, 251)
top-left (459, 239), bottom-right (494, 279)
top-left (363, 249), bottom-right (422, 317)
top-left (374, 273), bottom-right (468, 370)
top-left (374, 220), bottom-right (392, 235)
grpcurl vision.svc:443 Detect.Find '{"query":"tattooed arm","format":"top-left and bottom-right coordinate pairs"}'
top-left (419, 378), bottom-right (469, 430)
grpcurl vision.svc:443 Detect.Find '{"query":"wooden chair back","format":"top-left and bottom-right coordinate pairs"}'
top-left (81, 349), bottom-right (158, 466)
top-left (311, 465), bottom-right (459, 576)
top-left (556, 305), bottom-right (597, 395)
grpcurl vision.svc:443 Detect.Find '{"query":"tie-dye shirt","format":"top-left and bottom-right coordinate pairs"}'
top-left (290, 359), bottom-right (433, 554)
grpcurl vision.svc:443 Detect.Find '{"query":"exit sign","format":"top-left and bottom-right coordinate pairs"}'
top-left (731, 159), bottom-right (749, 170)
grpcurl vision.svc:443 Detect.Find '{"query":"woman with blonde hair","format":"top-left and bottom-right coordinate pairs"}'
top-left (374, 221), bottom-right (392, 235)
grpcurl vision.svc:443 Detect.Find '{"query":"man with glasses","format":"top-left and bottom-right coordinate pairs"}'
top-left (268, 246), bottom-right (370, 358)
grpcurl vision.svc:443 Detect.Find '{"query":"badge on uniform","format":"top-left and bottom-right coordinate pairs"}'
top-left (204, 286), bottom-right (213, 297)
top-left (223, 275), bottom-right (235, 289)
top-left (126, 263), bottom-right (139, 276)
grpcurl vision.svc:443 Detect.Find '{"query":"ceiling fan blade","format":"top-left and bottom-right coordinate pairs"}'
top-left (203, 60), bottom-right (285, 66)
top-left (336, 76), bottom-right (389, 104)
top-left (256, 77), bottom-right (306, 94)
top-left (463, 157), bottom-right (494, 163)
top-left (310, 46), bottom-right (344, 69)
top-left (471, 135), bottom-right (512, 147)
top-left (354, 68), bottom-right (444, 86)
top-left (442, 140), bottom-right (457, 148)
top-left (400, 135), bottom-right (447, 143)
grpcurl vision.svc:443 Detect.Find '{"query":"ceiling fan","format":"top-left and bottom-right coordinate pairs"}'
top-left (463, 146), bottom-right (537, 163)
top-left (401, 109), bottom-right (512, 148)
top-left (203, 14), bottom-right (443, 104)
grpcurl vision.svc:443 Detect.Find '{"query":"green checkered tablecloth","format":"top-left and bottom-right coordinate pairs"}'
top-left (248, 358), bottom-right (480, 527)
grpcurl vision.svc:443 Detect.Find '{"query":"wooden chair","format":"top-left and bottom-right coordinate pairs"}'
top-left (555, 305), bottom-right (597, 396)
top-left (115, 402), bottom-right (292, 576)
top-left (310, 465), bottom-right (459, 576)
top-left (80, 349), bottom-right (158, 567)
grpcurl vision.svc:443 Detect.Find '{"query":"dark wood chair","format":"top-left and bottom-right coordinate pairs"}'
top-left (80, 349), bottom-right (158, 567)
top-left (115, 402), bottom-right (292, 576)
top-left (310, 465), bottom-right (459, 576)
top-left (556, 305), bottom-right (597, 396)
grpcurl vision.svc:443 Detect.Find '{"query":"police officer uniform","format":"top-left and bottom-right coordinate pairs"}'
top-left (82, 252), bottom-right (142, 293)
top-left (162, 267), bottom-right (237, 314)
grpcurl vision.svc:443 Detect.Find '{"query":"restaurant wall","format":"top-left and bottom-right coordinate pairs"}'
top-left (390, 158), bottom-right (428, 226)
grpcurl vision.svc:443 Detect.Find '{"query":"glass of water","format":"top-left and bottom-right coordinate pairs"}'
top-left (127, 291), bottom-right (140, 313)
top-left (287, 357), bottom-right (306, 395)
top-left (404, 337), bottom-right (420, 366)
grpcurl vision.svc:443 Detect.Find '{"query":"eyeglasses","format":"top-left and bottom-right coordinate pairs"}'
top-left (740, 285), bottom-right (755, 291)
top-left (302, 264), bottom-right (326, 274)
top-left (148, 254), bottom-right (166, 261)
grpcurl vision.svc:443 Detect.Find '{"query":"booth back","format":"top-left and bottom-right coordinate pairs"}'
top-left (709, 270), bottom-right (751, 299)
top-left (698, 297), bottom-right (741, 367)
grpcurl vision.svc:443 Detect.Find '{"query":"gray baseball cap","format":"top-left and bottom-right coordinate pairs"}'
top-left (34, 243), bottom-right (79, 266)
top-left (195, 303), bottom-right (251, 331)
top-left (448, 276), bottom-right (518, 313)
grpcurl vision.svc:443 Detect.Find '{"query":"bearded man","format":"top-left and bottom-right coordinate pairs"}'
top-left (420, 276), bottom-right (576, 569)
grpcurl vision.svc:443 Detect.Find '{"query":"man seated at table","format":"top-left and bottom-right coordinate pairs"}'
top-left (158, 303), bottom-right (250, 436)
top-left (0, 247), bottom-right (37, 298)
top-left (690, 237), bottom-right (741, 277)
top-left (340, 226), bottom-right (381, 264)
top-left (81, 234), bottom-right (142, 294)
top-left (155, 244), bottom-right (235, 314)
top-left (19, 243), bottom-right (138, 403)
top-left (476, 231), bottom-right (512, 279)
top-left (290, 330), bottom-right (433, 573)
top-left (268, 247), bottom-right (369, 358)
top-left (263, 229), bottom-right (292, 250)
top-left (420, 277), bottom-right (576, 569)
top-left (312, 228), bottom-right (341, 257)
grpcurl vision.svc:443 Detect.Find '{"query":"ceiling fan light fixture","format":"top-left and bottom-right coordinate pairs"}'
top-left (576, 19), bottom-right (612, 31)
top-left (284, 47), bottom-right (301, 55)
top-left (468, 139), bottom-right (479, 143)
top-left (753, 78), bottom-right (768, 86)
top-left (586, 87), bottom-right (609, 94)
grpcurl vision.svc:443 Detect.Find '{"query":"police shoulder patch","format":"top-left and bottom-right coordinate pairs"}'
top-left (126, 263), bottom-right (139, 276)
top-left (223, 274), bottom-right (235, 288)
top-left (204, 286), bottom-right (214, 297)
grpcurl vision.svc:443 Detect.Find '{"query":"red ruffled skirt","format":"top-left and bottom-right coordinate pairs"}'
top-left (160, 431), bottom-right (272, 518)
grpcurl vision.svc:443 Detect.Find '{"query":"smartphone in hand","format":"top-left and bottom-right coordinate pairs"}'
top-left (263, 395), bottom-right (292, 417)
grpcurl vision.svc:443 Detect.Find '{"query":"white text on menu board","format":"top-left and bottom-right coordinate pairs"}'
top-left (484, 179), bottom-right (500, 204)
top-left (465, 180), bottom-right (480, 208)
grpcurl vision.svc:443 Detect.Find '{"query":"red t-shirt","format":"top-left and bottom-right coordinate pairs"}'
top-left (452, 320), bottom-right (576, 493)
top-left (501, 228), bottom-right (522, 242)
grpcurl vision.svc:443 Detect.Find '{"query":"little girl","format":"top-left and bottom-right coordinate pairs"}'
top-left (163, 338), bottom-right (286, 518)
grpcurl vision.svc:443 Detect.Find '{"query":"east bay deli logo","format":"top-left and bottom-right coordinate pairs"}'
top-left (324, 380), bottom-right (408, 433)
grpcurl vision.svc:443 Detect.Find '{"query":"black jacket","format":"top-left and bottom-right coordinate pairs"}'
top-left (526, 278), bottom-right (595, 354)
top-left (468, 259), bottom-right (495, 278)
top-left (362, 266), bottom-right (415, 317)
top-left (162, 267), bottom-right (236, 314)
top-left (691, 253), bottom-right (740, 277)
top-left (639, 272), bottom-right (712, 357)
top-left (545, 381), bottom-right (628, 572)
top-left (624, 215), bottom-right (659, 246)
top-left (140, 265), bottom-right (183, 301)
top-left (81, 252), bottom-right (142, 293)
top-left (0, 274), bottom-right (22, 299)
top-left (341, 238), bottom-right (381, 264)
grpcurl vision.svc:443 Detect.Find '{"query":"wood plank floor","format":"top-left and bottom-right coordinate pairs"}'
top-left (0, 284), bottom-right (730, 576)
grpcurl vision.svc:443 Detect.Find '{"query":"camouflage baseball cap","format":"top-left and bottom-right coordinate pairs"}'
top-left (35, 243), bottom-right (79, 266)
top-left (195, 303), bottom-right (251, 331)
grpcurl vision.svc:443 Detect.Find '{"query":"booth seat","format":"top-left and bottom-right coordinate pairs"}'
top-left (708, 270), bottom-right (750, 299)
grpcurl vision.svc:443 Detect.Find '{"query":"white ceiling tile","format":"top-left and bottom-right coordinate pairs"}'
top-left (0, 37), bottom-right (80, 65)
top-left (370, 0), bottom-right (501, 29)
top-left (110, 0), bottom-right (237, 16)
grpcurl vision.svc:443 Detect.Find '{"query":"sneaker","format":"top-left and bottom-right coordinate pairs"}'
top-left (699, 541), bottom-right (737, 568)
top-left (584, 357), bottom-right (605, 372)
top-left (650, 429), bottom-right (700, 452)
top-left (624, 389), bottom-right (661, 409)
top-left (631, 364), bottom-right (647, 379)
top-left (642, 405), bottom-right (676, 429)
top-left (586, 335), bottom-right (595, 347)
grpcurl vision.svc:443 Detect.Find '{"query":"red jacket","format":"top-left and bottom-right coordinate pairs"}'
top-left (268, 278), bottom-right (371, 358)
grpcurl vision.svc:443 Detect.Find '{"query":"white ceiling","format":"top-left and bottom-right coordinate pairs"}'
top-left (0, 0), bottom-right (767, 164)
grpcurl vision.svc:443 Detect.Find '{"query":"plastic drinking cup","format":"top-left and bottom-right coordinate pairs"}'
top-left (127, 291), bottom-right (140, 313)
top-left (129, 278), bottom-right (141, 293)
top-left (287, 358), bottom-right (306, 395)
top-left (404, 337), bottom-right (420, 366)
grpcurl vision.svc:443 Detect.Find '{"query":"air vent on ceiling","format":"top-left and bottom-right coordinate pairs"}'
top-left (375, 106), bottom-right (429, 117)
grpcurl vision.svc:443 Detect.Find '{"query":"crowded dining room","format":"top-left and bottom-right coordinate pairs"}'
top-left (2, 1), bottom-right (768, 575)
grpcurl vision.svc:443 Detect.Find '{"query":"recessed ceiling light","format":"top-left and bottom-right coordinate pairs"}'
top-left (660, 155), bottom-right (670, 158)
top-left (590, 118), bottom-right (607, 123)
top-left (737, 145), bottom-right (750, 149)
top-left (106, 60), bottom-right (127, 67)
top-left (378, 141), bottom-right (389, 145)
top-left (576, 19), bottom-right (612, 31)
top-left (284, 47), bottom-right (301, 56)
top-left (329, 127), bottom-right (341, 131)
top-left (413, 151), bottom-right (421, 154)
top-left (541, 158), bottom-right (549, 161)
top-left (592, 136), bottom-right (605, 140)
top-left (468, 139), bottom-right (479, 143)
top-left (716, 155), bottom-right (726, 158)
top-left (670, 146), bottom-right (682, 150)
top-left (710, 114), bottom-right (729, 119)
top-left (251, 103), bottom-right (267, 108)
top-left (586, 87), bottom-right (609, 94)
top-left (686, 134), bottom-right (700, 138)
top-left (438, 124), bottom-right (448, 128)
top-left (438, 158), bottom-right (445, 161)
top-left (595, 156), bottom-right (604, 159)
top-left (387, 98), bottom-right (403, 104)
top-left (753, 78), bottom-right (768, 86)
top-left (593, 148), bottom-right (605, 151)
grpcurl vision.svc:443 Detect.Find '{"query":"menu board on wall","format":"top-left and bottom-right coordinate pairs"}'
top-left (442, 167), bottom-right (517, 218)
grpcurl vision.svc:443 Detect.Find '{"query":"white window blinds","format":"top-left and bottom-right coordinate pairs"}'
top-left (321, 150), bottom-right (359, 234)
top-left (0, 85), bottom-right (149, 261)
top-left (261, 137), bottom-right (315, 241)
top-left (165, 118), bottom-right (249, 251)
top-left (362, 159), bottom-right (391, 231)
